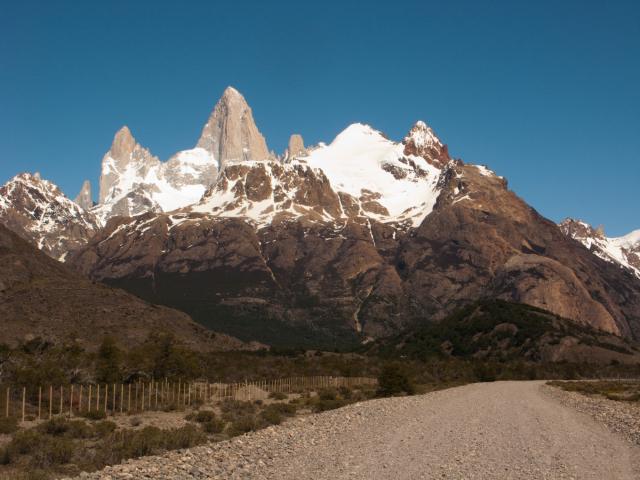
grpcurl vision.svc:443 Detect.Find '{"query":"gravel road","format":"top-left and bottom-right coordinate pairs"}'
top-left (78, 381), bottom-right (640, 479)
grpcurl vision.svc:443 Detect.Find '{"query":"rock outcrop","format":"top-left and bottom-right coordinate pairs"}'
top-left (403, 120), bottom-right (450, 168)
top-left (74, 180), bottom-right (93, 210)
top-left (196, 86), bottom-right (270, 167)
top-left (285, 134), bottom-right (305, 159)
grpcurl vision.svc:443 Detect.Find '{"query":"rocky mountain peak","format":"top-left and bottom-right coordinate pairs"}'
top-left (196, 86), bottom-right (270, 168)
top-left (559, 218), bottom-right (605, 241)
top-left (98, 126), bottom-right (160, 205)
top-left (110, 126), bottom-right (137, 160)
top-left (74, 180), bottom-right (93, 210)
top-left (559, 218), bottom-right (640, 278)
top-left (403, 120), bottom-right (450, 168)
top-left (285, 134), bottom-right (305, 159)
top-left (0, 173), bottom-right (99, 259)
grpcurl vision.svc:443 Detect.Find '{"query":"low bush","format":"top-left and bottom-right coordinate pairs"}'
top-left (0, 416), bottom-right (18, 434)
top-left (8, 429), bottom-right (41, 455)
top-left (94, 420), bottom-right (117, 437)
top-left (39, 417), bottom-right (69, 436)
top-left (79, 410), bottom-right (107, 421)
top-left (202, 418), bottom-right (226, 434)
top-left (318, 388), bottom-right (338, 401)
top-left (377, 364), bottom-right (415, 397)
top-left (31, 436), bottom-right (74, 468)
top-left (93, 424), bottom-right (207, 466)
top-left (312, 398), bottom-right (347, 412)
top-left (186, 410), bottom-right (217, 423)
top-left (226, 415), bottom-right (258, 436)
top-left (268, 391), bottom-right (287, 400)
top-left (66, 420), bottom-right (94, 439)
top-left (220, 400), bottom-right (255, 423)
top-left (338, 386), bottom-right (353, 399)
top-left (259, 407), bottom-right (282, 425)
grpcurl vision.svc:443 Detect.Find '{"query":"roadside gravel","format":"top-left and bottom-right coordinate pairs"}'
top-left (74, 381), bottom-right (640, 479)
top-left (542, 382), bottom-right (640, 446)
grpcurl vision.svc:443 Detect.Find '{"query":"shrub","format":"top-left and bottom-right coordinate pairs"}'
top-left (129, 417), bottom-right (142, 427)
top-left (268, 391), bottom-right (287, 400)
top-left (260, 408), bottom-right (282, 425)
top-left (31, 436), bottom-right (74, 468)
top-left (0, 416), bottom-right (18, 434)
top-left (39, 417), bottom-right (69, 436)
top-left (80, 409), bottom-right (107, 421)
top-left (9, 429), bottom-right (42, 455)
top-left (226, 415), bottom-right (258, 436)
top-left (0, 446), bottom-right (11, 465)
top-left (338, 386), bottom-right (353, 399)
top-left (66, 420), bottom-right (94, 439)
top-left (202, 418), bottom-right (226, 434)
top-left (186, 410), bottom-right (217, 423)
top-left (318, 388), bottom-right (338, 401)
top-left (377, 364), bottom-right (415, 397)
top-left (220, 400), bottom-right (255, 423)
top-left (267, 402), bottom-right (296, 416)
top-left (93, 424), bottom-right (207, 466)
top-left (472, 362), bottom-right (497, 382)
top-left (95, 420), bottom-right (117, 437)
top-left (312, 398), bottom-right (346, 412)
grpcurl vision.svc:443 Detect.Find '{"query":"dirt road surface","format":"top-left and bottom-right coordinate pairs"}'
top-left (80, 381), bottom-right (640, 479)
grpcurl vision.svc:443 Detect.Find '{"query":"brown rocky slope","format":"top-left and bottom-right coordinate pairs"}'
top-left (0, 224), bottom-right (251, 351)
top-left (69, 159), bottom-right (640, 348)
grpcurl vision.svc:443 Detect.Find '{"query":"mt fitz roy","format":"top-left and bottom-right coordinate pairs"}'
top-left (1, 87), bottom-right (640, 348)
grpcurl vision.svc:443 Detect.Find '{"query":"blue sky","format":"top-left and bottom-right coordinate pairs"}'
top-left (1, 0), bottom-right (638, 235)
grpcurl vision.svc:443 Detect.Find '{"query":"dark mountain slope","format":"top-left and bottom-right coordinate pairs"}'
top-left (0, 224), bottom-right (250, 351)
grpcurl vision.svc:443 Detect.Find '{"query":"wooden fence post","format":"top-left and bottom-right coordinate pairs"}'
top-left (121, 384), bottom-right (124, 414)
top-left (128, 384), bottom-right (131, 413)
top-left (104, 384), bottom-right (108, 412)
top-left (59, 386), bottom-right (63, 415)
top-left (21, 387), bottom-right (25, 422)
top-left (5, 387), bottom-right (9, 418)
top-left (112, 384), bottom-right (116, 415)
top-left (38, 386), bottom-right (42, 420)
top-left (88, 385), bottom-right (92, 413)
top-left (70, 385), bottom-right (74, 417)
top-left (49, 386), bottom-right (53, 419)
top-left (141, 383), bottom-right (145, 412)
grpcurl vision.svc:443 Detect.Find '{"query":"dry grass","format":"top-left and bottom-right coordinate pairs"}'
top-left (547, 380), bottom-right (640, 402)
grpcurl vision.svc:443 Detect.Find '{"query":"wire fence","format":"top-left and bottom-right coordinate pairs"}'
top-left (1, 376), bottom-right (377, 422)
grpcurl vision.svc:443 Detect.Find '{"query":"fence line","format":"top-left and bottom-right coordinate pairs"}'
top-left (0, 376), bottom-right (377, 422)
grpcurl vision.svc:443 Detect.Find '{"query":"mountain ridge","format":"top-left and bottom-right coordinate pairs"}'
top-left (1, 86), bottom-right (639, 349)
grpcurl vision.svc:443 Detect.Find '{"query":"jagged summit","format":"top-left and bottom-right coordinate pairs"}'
top-left (0, 172), bottom-right (99, 259)
top-left (285, 134), bottom-right (305, 159)
top-left (403, 120), bottom-right (450, 167)
top-left (560, 218), bottom-right (640, 277)
top-left (74, 180), bottom-right (93, 210)
top-left (196, 86), bottom-right (270, 167)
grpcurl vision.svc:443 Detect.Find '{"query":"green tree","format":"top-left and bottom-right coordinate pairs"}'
top-left (377, 363), bottom-right (415, 397)
top-left (96, 337), bottom-right (122, 383)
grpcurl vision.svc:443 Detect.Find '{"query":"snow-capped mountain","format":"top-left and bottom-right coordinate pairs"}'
top-left (183, 122), bottom-right (446, 228)
top-left (3, 85), bottom-right (640, 347)
top-left (93, 126), bottom-right (216, 224)
top-left (93, 87), bottom-right (271, 225)
top-left (0, 173), bottom-right (99, 260)
top-left (560, 219), bottom-right (640, 278)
